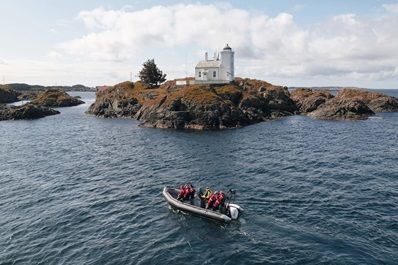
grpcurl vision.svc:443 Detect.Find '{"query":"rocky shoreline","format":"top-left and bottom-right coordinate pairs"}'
top-left (87, 78), bottom-right (398, 130)
top-left (87, 79), bottom-right (297, 129)
top-left (0, 86), bottom-right (85, 121)
top-left (2, 79), bottom-right (397, 125)
top-left (0, 104), bottom-right (60, 121)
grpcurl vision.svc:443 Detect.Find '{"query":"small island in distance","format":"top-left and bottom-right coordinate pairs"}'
top-left (0, 85), bottom-right (85, 120)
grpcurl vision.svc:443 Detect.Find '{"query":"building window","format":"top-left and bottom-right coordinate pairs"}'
top-left (199, 71), bottom-right (201, 78)
top-left (213, 71), bottom-right (216, 78)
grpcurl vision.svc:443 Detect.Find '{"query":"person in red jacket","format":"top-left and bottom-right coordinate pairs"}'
top-left (213, 192), bottom-right (224, 210)
top-left (177, 184), bottom-right (188, 201)
top-left (206, 192), bottom-right (219, 209)
top-left (177, 184), bottom-right (196, 201)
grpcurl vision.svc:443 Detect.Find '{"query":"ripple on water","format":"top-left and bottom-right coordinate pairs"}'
top-left (0, 92), bottom-right (397, 264)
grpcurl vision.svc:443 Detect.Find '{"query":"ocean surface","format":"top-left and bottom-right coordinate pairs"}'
top-left (1, 90), bottom-right (397, 265)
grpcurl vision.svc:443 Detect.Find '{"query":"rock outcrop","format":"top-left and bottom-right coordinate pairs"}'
top-left (336, 88), bottom-right (398, 112)
top-left (88, 79), bottom-right (297, 130)
top-left (87, 82), bottom-right (141, 118)
top-left (0, 85), bottom-right (20, 103)
top-left (290, 87), bottom-right (397, 120)
top-left (309, 98), bottom-right (374, 120)
top-left (88, 80), bottom-right (398, 127)
top-left (18, 91), bottom-right (38, 101)
top-left (32, 89), bottom-right (84, 107)
top-left (0, 103), bottom-right (60, 121)
top-left (290, 88), bottom-right (334, 113)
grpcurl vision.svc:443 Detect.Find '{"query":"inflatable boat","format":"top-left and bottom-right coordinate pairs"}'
top-left (162, 187), bottom-right (243, 223)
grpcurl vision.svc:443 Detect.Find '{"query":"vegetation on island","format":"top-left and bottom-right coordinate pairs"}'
top-left (138, 59), bottom-right (167, 88)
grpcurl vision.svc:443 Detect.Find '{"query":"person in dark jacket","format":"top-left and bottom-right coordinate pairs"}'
top-left (187, 184), bottom-right (195, 200)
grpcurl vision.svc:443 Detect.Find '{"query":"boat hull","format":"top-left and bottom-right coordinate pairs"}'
top-left (162, 187), bottom-right (232, 223)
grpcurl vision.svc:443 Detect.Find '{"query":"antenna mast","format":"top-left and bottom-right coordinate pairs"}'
top-left (184, 53), bottom-right (188, 78)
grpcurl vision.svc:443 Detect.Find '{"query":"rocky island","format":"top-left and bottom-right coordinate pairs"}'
top-left (292, 87), bottom-right (398, 120)
top-left (87, 78), bottom-right (398, 129)
top-left (87, 78), bottom-right (297, 129)
top-left (0, 103), bottom-right (60, 121)
top-left (32, 89), bottom-right (85, 107)
top-left (0, 85), bottom-right (20, 103)
top-left (0, 87), bottom-right (84, 121)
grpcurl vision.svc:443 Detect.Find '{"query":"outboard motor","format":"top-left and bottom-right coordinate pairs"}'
top-left (228, 203), bottom-right (243, 220)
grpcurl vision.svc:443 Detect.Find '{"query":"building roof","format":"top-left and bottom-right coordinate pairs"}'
top-left (175, 77), bottom-right (195, 81)
top-left (195, 60), bottom-right (222, 68)
top-left (223, 44), bottom-right (232, 50)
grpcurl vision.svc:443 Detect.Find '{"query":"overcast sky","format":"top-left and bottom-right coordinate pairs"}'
top-left (1, 0), bottom-right (398, 88)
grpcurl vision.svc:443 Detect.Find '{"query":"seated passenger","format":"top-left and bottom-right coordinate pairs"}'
top-left (201, 187), bottom-right (213, 201)
top-left (206, 192), bottom-right (218, 209)
top-left (187, 184), bottom-right (195, 200)
top-left (177, 184), bottom-right (188, 201)
top-left (213, 192), bottom-right (224, 210)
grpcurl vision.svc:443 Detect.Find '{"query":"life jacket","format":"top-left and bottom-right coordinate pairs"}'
top-left (213, 199), bottom-right (221, 209)
top-left (179, 185), bottom-right (188, 199)
top-left (207, 193), bottom-right (217, 208)
top-left (217, 192), bottom-right (224, 202)
top-left (202, 188), bottom-right (213, 200)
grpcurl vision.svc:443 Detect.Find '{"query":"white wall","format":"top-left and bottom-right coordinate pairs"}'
top-left (220, 50), bottom-right (234, 82)
top-left (195, 67), bottom-right (220, 81)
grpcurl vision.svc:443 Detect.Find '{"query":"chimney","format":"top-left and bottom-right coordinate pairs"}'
top-left (205, 52), bottom-right (208, 61)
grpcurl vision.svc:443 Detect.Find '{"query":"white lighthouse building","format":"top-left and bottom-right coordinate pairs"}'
top-left (194, 44), bottom-right (234, 84)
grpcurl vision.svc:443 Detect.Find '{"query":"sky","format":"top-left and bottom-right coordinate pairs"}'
top-left (1, 0), bottom-right (398, 88)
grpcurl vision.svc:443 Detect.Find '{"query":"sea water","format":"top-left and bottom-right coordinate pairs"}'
top-left (0, 91), bottom-right (397, 264)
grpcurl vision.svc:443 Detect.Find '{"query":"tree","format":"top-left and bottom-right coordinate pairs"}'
top-left (138, 59), bottom-right (167, 88)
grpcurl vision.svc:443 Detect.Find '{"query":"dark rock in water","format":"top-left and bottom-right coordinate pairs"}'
top-left (291, 88), bottom-right (334, 113)
top-left (32, 89), bottom-right (84, 107)
top-left (88, 82), bottom-right (142, 118)
top-left (0, 103), bottom-right (60, 121)
top-left (368, 96), bottom-right (398, 112)
top-left (336, 88), bottom-right (398, 113)
top-left (309, 98), bottom-right (375, 120)
top-left (0, 85), bottom-right (20, 103)
top-left (261, 86), bottom-right (297, 113)
top-left (87, 79), bottom-right (297, 130)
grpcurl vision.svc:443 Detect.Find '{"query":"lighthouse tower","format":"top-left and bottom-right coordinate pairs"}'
top-left (220, 44), bottom-right (234, 82)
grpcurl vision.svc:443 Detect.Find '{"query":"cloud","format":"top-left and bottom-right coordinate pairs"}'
top-left (47, 51), bottom-right (63, 59)
top-left (56, 3), bottom-right (398, 84)
top-left (0, 59), bottom-right (131, 86)
top-left (383, 3), bottom-right (398, 13)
